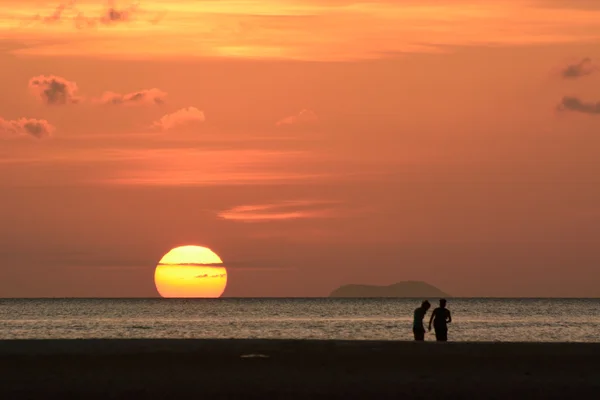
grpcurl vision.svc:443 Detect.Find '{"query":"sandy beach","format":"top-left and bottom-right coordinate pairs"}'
top-left (1, 339), bottom-right (599, 399)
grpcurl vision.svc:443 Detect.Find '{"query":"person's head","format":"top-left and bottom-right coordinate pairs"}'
top-left (421, 300), bottom-right (431, 310)
top-left (439, 299), bottom-right (447, 308)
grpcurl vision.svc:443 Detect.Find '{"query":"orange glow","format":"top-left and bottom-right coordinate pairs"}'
top-left (3, 1), bottom-right (600, 61)
top-left (154, 245), bottom-right (227, 298)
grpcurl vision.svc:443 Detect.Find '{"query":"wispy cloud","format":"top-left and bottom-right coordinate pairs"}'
top-left (27, 1), bottom-right (157, 29)
top-left (219, 200), bottom-right (339, 222)
top-left (561, 58), bottom-right (598, 79)
top-left (102, 148), bottom-right (328, 186)
top-left (33, 1), bottom-right (76, 24)
top-left (158, 260), bottom-right (294, 272)
top-left (7, 1), bottom-right (600, 61)
top-left (159, 262), bottom-right (223, 267)
top-left (74, 0), bottom-right (141, 29)
top-left (557, 96), bottom-right (600, 115)
top-left (276, 109), bottom-right (318, 128)
top-left (96, 88), bottom-right (167, 106)
top-left (0, 117), bottom-right (54, 138)
top-left (0, 143), bottom-right (333, 186)
top-left (152, 107), bottom-right (206, 131)
top-left (28, 75), bottom-right (81, 105)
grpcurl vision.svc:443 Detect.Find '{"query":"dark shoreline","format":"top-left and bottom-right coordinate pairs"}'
top-left (1, 339), bottom-right (599, 399)
top-left (3, 297), bottom-right (600, 299)
top-left (2, 338), bottom-right (600, 354)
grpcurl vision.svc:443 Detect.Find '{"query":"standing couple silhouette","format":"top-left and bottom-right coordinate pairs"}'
top-left (412, 299), bottom-right (452, 341)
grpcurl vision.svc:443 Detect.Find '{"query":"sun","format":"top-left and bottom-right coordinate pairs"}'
top-left (154, 245), bottom-right (227, 298)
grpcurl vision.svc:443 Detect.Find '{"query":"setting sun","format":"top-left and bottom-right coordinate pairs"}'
top-left (154, 245), bottom-right (227, 298)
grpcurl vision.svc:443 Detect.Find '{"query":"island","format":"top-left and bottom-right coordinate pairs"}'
top-left (329, 281), bottom-right (450, 298)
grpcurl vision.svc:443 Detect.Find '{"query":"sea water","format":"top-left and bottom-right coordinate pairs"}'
top-left (0, 298), bottom-right (598, 342)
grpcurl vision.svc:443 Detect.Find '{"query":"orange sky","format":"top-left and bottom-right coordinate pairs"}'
top-left (1, 0), bottom-right (600, 297)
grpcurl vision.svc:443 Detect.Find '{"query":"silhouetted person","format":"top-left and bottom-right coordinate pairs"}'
top-left (428, 299), bottom-right (451, 341)
top-left (412, 300), bottom-right (431, 341)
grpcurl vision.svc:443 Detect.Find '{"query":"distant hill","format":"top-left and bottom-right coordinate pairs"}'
top-left (329, 281), bottom-right (450, 298)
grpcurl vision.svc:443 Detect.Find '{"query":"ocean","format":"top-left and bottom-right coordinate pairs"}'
top-left (0, 298), bottom-right (598, 342)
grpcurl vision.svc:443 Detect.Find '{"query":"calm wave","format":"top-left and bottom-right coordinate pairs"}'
top-left (0, 298), bottom-right (598, 342)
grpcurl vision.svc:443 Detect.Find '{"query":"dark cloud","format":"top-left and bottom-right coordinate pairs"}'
top-left (561, 58), bottom-right (598, 79)
top-left (102, 1), bottom-right (139, 24)
top-left (557, 96), bottom-right (600, 115)
top-left (0, 117), bottom-right (54, 138)
top-left (195, 273), bottom-right (227, 279)
top-left (75, 1), bottom-right (166, 29)
top-left (37, 1), bottom-right (76, 23)
top-left (28, 76), bottom-right (166, 108)
top-left (28, 75), bottom-right (80, 105)
top-left (27, 1), bottom-right (164, 29)
top-left (98, 89), bottom-right (167, 106)
top-left (76, 1), bottom-right (139, 28)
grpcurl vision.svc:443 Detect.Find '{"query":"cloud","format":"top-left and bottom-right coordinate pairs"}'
top-left (561, 58), bottom-right (598, 79)
top-left (10, 2), bottom-right (600, 61)
top-left (158, 261), bottom-right (288, 274)
top-left (75, 1), bottom-right (140, 29)
top-left (0, 117), bottom-right (54, 138)
top-left (276, 109), bottom-right (319, 127)
top-left (152, 107), bottom-right (206, 131)
top-left (80, 147), bottom-right (328, 186)
top-left (75, 1), bottom-right (167, 29)
top-left (97, 89), bottom-right (167, 106)
top-left (26, 1), bottom-right (162, 29)
top-left (37, 1), bottom-right (76, 24)
top-left (218, 200), bottom-right (339, 222)
top-left (28, 75), bottom-right (80, 105)
top-left (195, 273), bottom-right (227, 279)
top-left (557, 96), bottom-right (600, 115)
top-left (28, 76), bottom-right (166, 107)
top-left (101, 1), bottom-right (139, 24)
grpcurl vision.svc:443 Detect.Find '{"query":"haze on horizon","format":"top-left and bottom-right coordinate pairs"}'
top-left (1, 0), bottom-right (600, 298)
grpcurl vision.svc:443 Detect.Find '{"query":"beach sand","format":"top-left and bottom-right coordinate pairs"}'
top-left (1, 339), bottom-right (599, 399)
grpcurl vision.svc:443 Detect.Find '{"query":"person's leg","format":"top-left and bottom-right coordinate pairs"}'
top-left (413, 329), bottom-right (425, 341)
top-left (435, 329), bottom-right (448, 342)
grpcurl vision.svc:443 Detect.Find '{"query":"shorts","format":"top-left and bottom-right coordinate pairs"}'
top-left (413, 328), bottom-right (425, 341)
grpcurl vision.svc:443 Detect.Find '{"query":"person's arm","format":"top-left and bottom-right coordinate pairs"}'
top-left (428, 310), bottom-right (436, 331)
top-left (446, 310), bottom-right (452, 324)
